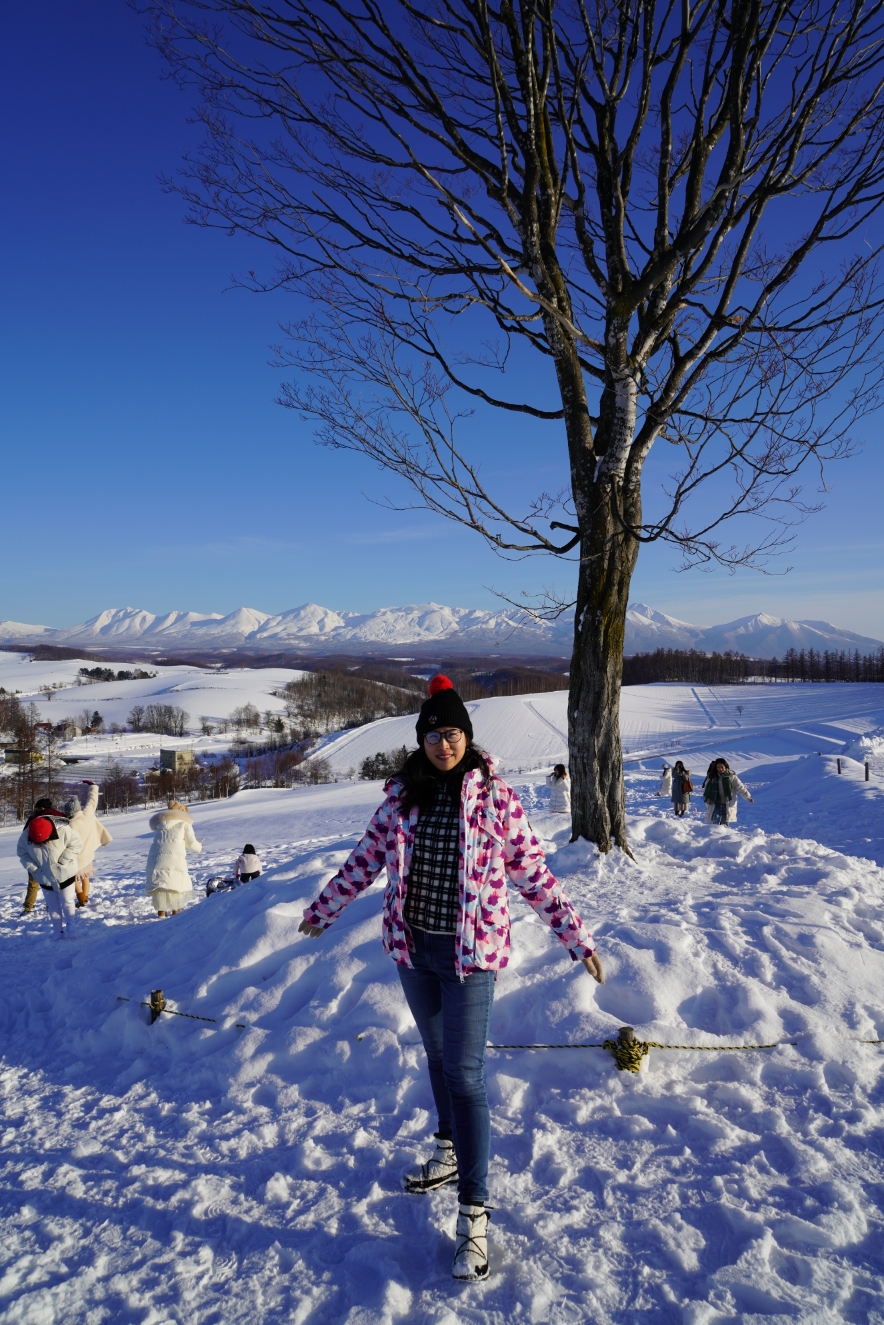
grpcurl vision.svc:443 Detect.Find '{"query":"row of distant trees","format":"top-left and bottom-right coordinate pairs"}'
top-left (622, 647), bottom-right (884, 686)
top-left (78, 666), bottom-right (155, 684)
top-left (279, 671), bottom-right (424, 735)
top-left (770, 648), bottom-right (884, 684)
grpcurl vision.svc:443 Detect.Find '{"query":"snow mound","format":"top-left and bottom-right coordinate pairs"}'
top-left (843, 729), bottom-right (884, 761)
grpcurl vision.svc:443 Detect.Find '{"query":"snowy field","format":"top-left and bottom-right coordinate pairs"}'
top-left (1, 680), bottom-right (884, 1320)
top-left (0, 650), bottom-right (303, 774)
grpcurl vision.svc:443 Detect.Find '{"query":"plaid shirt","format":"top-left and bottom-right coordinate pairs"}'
top-left (303, 755), bottom-right (596, 979)
top-left (403, 780), bottom-right (460, 934)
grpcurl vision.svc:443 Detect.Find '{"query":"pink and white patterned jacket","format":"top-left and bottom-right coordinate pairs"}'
top-left (302, 758), bottom-right (594, 979)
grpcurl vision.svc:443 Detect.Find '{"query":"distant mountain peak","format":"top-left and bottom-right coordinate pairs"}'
top-left (627, 602), bottom-right (698, 629)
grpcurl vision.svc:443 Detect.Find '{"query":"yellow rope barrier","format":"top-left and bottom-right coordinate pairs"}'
top-left (488, 1028), bottom-right (884, 1073)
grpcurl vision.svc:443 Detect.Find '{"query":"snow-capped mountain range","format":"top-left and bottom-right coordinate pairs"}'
top-left (621, 604), bottom-right (884, 659)
top-left (0, 602), bottom-right (881, 660)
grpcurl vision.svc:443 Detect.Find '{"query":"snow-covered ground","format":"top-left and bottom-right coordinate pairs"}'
top-left (1, 680), bottom-right (884, 1321)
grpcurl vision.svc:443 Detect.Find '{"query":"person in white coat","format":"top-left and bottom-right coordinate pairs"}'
top-left (145, 800), bottom-right (202, 916)
top-left (547, 764), bottom-right (571, 814)
top-left (65, 782), bottom-right (112, 907)
top-left (17, 813), bottom-right (83, 938)
top-left (702, 758), bottom-right (754, 825)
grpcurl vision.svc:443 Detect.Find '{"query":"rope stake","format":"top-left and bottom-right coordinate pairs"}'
top-left (117, 994), bottom-right (246, 1029)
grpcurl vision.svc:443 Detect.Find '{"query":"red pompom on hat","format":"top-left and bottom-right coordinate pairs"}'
top-left (28, 816), bottom-right (54, 844)
top-left (416, 674), bottom-right (473, 741)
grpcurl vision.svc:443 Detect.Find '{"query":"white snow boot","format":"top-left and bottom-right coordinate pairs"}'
top-left (403, 1135), bottom-right (458, 1193)
top-left (452, 1203), bottom-right (490, 1281)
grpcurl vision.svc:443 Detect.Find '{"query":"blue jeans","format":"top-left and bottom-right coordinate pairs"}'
top-left (397, 929), bottom-right (495, 1205)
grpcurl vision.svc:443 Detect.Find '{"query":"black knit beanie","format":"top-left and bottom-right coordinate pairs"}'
top-left (415, 675), bottom-right (474, 741)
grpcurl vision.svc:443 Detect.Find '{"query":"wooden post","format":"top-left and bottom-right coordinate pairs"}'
top-left (619, 1026), bottom-right (635, 1045)
top-left (149, 989), bottom-right (166, 1024)
top-left (866, 761), bottom-right (871, 782)
top-left (837, 758), bottom-right (842, 775)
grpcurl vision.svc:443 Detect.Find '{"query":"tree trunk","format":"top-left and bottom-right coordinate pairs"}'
top-left (544, 310), bottom-right (642, 852)
top-left (568, 435), bottom-right (640, 853)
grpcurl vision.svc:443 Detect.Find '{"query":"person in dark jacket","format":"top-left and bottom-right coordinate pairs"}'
top-left (670, 761), bottom-right (692, 816)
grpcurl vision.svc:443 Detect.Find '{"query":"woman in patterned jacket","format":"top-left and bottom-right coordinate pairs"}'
top-left (299, 675), bottom-right (603, 1283)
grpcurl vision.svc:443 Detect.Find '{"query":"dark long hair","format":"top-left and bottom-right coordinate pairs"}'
top-left (396, 744), bottom-right (492, 814)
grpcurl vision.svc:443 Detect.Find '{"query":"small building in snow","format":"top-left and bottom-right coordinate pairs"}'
top-left (4, 748), bottom-right (44, 765)
top-left (160, 748), bottom-right (196, 773)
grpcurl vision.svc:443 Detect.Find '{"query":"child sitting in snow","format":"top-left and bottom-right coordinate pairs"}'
top-left (205, 845), bottom-right (262, 897)
top-left (233, 844), bottom-right (262, 881)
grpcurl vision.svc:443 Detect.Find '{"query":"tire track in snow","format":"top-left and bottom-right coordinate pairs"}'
top-left (706, 685), bottom-right (745, 727)
top-left (690, 686), bottom-right (720, 728)
top-left (523, 699), bottom-right (568, 750)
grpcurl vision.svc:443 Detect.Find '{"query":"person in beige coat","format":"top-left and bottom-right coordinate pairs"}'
top-left (65, 782), bottom-right (112, 907)
top-left (145, 800), bottom-right (202, 917)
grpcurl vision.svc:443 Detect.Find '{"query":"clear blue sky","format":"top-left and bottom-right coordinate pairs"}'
top-left (2, 1), bottom-right (883, 637)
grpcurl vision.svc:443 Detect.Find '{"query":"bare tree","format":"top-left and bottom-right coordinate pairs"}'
top-left (145, 0), bottom-right (884, 849)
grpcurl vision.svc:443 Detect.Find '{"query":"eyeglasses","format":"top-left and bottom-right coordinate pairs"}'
top-left (425, 728), bottom-right (465, 746)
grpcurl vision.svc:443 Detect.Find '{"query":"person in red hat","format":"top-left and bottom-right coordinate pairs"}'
top-left (19, 797), bottom-right (71, 915)
top-left (17, 805), bottom-right (83, 939)
top-left (300, 674), bottom-right (603, 1282)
